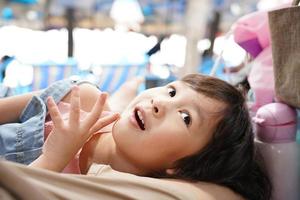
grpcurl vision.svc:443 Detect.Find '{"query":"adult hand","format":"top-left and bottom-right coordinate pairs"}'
top-left (31, 86), bottom-right (120, 172)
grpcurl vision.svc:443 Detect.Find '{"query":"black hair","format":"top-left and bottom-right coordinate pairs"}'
top-left (154, 74), bottom-right (272, 200)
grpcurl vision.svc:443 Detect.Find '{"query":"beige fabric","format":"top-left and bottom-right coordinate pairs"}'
top-left (268, 0), bottom-right (300, 108)
top-left (0, 160), bottom-right (56, 200)
top-left (0, 161), bottom-right (244, 200)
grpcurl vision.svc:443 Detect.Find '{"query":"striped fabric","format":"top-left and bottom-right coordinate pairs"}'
top-left (96, 64), bottom-right (147, 94)
top-left (1, 57), bottom-right (147, 95)
top-left (31, 60), bottom-right (78, 91)
top-left (31, 63), bottom-right (147, 94)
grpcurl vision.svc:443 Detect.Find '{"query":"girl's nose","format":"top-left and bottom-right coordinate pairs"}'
top-left (151, 98), bottom-right (166, 118)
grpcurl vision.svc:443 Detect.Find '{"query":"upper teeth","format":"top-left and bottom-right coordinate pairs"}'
top-left (137, 110), bottom-right (145, 125)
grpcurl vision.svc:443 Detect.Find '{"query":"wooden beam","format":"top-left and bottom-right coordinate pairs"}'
top-left (181, 0), bottom-right (211, 76)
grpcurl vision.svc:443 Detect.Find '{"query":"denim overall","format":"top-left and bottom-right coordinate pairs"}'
top-left (0, 78), bottom-right (89, 164)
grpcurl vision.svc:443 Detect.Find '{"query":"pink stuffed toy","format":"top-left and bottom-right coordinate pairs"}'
top-left (233, 11), bottom-right (270, 58)
top-left (232, 10), bottom-right (275, 112)
top-left (232, 4), bottom-right (290, 112)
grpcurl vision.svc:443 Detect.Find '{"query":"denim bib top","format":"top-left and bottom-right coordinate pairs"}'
top-left (0, 78), bottom-right (85, 164)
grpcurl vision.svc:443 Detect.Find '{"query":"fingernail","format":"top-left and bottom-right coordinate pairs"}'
top-left (73, 85), bottom-right (79, 91)
top-left (100, 92), bottom-right (108, 99)
top-left (47, 96), bottom-right (54, 104)
top-left (114, 113), bottom-right (121, 119)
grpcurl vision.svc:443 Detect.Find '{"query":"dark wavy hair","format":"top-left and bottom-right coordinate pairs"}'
top-left (153, 74), bottom-right (272, 200)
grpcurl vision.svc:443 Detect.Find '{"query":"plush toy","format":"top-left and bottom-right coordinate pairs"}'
top-left (233, 11), bottom-right (270, 58)
top-left (232, 10), bottom-right (275, 112)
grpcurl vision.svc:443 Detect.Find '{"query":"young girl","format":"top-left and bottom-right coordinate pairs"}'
top-left (0, 74), bottom-right (271, 200)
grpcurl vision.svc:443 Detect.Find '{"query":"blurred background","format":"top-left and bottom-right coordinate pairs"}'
top-left (0, 0), bottom-right (290, 94)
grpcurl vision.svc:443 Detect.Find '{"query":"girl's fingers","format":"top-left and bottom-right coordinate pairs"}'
top-left (47, 97), bottom-right (64, 128)
top-left (84, 92), bottom-right (107, 129)
top-left (69, 86), bottom-right (81, 127)
top-left (89, 113), bottom-right (120, 134)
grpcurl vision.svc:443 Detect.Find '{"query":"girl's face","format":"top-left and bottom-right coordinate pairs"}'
top-left (112, 80), bottom-right (226, 171)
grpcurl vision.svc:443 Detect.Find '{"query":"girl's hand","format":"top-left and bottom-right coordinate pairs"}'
top-left (30, 86), bottom-right (119, 171)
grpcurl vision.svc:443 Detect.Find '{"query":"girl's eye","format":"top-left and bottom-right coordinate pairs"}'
top-left (180, 112), bottom-right (191, 127)
top-left (168, 87), bottom-right (176, 97)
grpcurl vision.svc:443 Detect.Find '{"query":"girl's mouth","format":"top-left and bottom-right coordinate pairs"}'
top-left (134, 108), bottom-right (145, 131)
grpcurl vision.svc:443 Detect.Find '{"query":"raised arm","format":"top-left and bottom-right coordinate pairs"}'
top-left (0, 91), bottom-right (41, 124)
top-left (0, 83), bottom-right (110, 125)
top-left (62, 83), bottom-right (111, 112)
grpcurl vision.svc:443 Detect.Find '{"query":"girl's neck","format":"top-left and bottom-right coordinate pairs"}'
top-left (80, 132), bottom-right (146, 175)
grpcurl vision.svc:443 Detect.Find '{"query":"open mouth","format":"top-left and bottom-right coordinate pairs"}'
top-left (134, 108), bottom-right (145, 131)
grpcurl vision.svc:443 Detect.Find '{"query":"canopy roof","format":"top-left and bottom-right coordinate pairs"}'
top-left (1, 0), bottom-right (260, 35)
